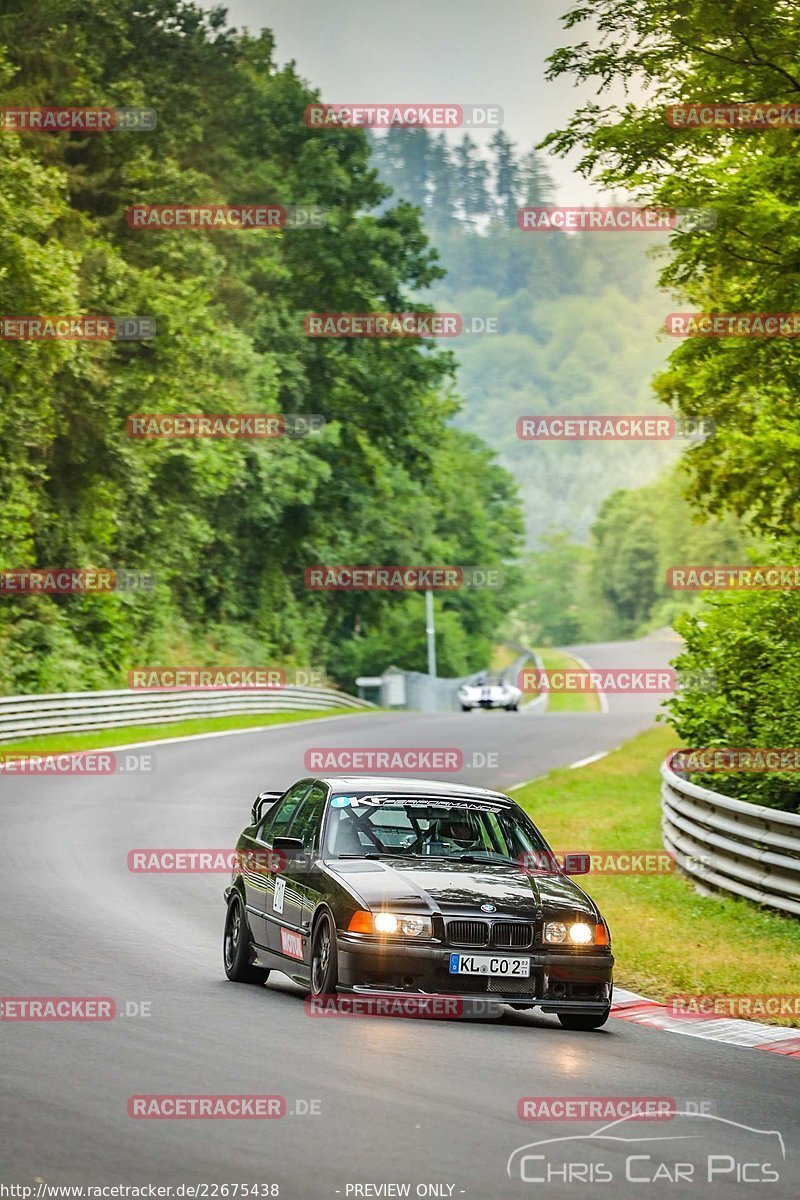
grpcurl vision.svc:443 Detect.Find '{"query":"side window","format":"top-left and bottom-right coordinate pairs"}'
top-left (287, 784), bottom-right (327, 851)
top-left (257, 783), bottom-right (310, 842)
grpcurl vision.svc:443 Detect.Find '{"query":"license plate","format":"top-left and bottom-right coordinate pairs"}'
top-left (449, 953), bottom-right (530, 977)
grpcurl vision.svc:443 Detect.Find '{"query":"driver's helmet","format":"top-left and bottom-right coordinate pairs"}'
top-left (433, 812), bottom-right (483, 850)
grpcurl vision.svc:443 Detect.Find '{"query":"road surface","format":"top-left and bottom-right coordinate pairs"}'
top-left (1, 636), bottom-right (797, 1198)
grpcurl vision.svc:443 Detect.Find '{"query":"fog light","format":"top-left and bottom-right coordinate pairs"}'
top-left (569, 922), bottom-right (593, 944)
top-left (544, 921), bottom-right (567, 944)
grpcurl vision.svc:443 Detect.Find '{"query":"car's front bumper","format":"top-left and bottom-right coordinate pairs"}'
top-left (336, 934), bottom-right (613, 1010)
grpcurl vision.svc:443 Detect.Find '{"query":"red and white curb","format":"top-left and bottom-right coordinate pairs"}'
top-left (611, 988), bottom-right (800, 1057)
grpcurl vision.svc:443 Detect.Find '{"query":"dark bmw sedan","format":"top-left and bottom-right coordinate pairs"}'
top-left (223, 776), bottom-right (613, 1029)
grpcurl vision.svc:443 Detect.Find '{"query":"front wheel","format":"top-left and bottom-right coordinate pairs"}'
top-left (223, 895), bottom-right (270, 984)
top-left (557, 1008), bottom-right (610, 1030)
top-left (310, 911), bottom-right (338, 996)
top-left (460, 704), bottom-right (471, 712)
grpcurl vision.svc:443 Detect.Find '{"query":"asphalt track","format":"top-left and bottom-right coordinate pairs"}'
top-left (1, 636), bottom-right (798, 1198)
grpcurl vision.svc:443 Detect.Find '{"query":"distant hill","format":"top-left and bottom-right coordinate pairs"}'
top-left (370, 128), bottom-right (678, 544)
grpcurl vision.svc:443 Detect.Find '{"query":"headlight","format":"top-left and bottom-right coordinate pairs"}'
top-left (349, 910), bottom-right (433, 938)
top-left (544, 921), bottom-right (595, 945)
top-left (568, 922), bottom-right (593, 944)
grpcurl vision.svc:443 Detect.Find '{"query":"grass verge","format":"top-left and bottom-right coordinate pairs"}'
top-left (536, 647), bottom-right (602, 713)
top-left (0, 707), bottom-right (366, 756)
top-left (514, 724), bottom-right (800, 1025)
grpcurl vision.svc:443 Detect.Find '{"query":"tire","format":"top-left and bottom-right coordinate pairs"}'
top-left (310, 911), bottom-right (338, 997)
top-left (557, 1008), bottom-right (610, 1030)
top-left (461, 704), bottom-right (471, 712)
top-left (505, 704), bottom-right (519, 712)
top-left (223, 894), bottom-right (270, 984)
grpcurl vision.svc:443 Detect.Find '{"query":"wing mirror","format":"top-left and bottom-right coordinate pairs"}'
top-left (251, 789), bottom-right (283, 826)
top-left (272, 836), bottom-right (306, 862)
top-left (562, 852), bottom-right (591, 875)
top-left (272, 835), bottom-right (303, 854)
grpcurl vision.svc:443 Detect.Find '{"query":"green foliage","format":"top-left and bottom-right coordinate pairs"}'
top-left (543, 0), bottom-right (800, 538)
top-left (544, 0), bottom-right (800, 809)
top-left (666, 586), bottom-right (800, 813)
top-left (510, 471), bottom-right (754, 644)
top-left (0, 0), bottom-right (523, 692)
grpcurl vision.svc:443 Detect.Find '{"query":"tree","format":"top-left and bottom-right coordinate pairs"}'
top-left (489, 130), bottom-right (520, 226)
top-left (0, 0), bottom-right (523, 692)
top-left (453, 136), bottom-right (492, 225)
top-left (542, 0), bottom-right (800, 537)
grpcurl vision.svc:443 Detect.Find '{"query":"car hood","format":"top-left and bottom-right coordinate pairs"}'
top-left (328, 858), bottom-right (596, 920)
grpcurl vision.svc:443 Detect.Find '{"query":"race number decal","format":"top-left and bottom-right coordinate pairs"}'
top-left (273, 877), bottom-right (286, 913)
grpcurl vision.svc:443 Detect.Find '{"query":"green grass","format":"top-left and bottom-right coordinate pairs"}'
top-left (536, 647), bottom-right (602, 713)
top-left (514, 725), bottom-right (800, 1026)
top-left (490, 644), bottom-right (517, 672)
top-left (0, 707), bottom-right (365, 756)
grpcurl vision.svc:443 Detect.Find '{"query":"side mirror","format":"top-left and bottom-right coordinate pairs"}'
top-left (251, 789), bottom-right (283, 826)
top-left (272, 835), bottom-right (305, 861)
top-left (562, 852), bottom-right (591, 876)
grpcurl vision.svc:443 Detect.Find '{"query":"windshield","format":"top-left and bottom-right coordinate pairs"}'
top-left (324, 796), bottom-right (550, 863)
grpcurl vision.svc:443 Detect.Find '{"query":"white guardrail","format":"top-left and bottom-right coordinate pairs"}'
top-left (661, 756), bottom-right (800, 917)
top-left (0, 685), bottom-right (373, 743)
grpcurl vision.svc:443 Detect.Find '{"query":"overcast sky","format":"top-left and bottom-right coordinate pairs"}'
top-left (202, 0), bottom-right (605, 202)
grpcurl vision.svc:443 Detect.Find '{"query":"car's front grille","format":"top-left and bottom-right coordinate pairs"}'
top-left (446, 919), bottom-right (489, 947)
top-left (446, 918), bottom-right (534, 948)
top-left (492, 922), bottom-right (533, 949)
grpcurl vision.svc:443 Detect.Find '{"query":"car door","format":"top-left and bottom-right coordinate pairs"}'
top-left (267, 782), bottom-right (328, 964)
top-left (248, 781), bottom-right (310, 949)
